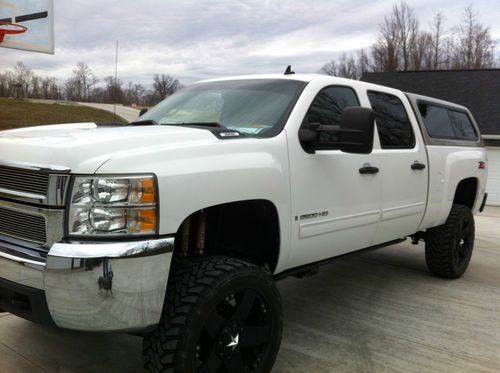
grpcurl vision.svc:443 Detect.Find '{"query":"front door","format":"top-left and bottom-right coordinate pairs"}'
top-left (286, 85), bottom-right (382, 269)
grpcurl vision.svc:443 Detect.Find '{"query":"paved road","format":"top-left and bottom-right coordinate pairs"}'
top-left (76, 102), bottom-right (140, 123)
top-left (1, 207), bottom-right (499, 372)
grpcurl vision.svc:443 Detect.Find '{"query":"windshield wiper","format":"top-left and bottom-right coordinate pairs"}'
top-left (157, 121), bottom-right (246, 138)
top-left (168, 122), bottom-right (244, 135)
top-left (175, 122), bottom-right (226, 128)
top-left (129, 119), bottom-right (160, 126)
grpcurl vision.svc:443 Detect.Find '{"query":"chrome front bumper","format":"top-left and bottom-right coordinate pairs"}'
top-left (0, 237), bottom-right (174, 332)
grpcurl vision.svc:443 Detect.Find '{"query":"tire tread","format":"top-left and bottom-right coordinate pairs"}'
top-left (143, 256), bottom-right (273, 373)
top-left (425, 204), bottom-right (474, 279)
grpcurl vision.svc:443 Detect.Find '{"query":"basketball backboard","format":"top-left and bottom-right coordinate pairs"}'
top-left (0, 0), bottom-right (54, 54)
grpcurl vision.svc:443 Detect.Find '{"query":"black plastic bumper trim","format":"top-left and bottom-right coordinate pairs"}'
top-left (0, 277), bottom-right (55, 327)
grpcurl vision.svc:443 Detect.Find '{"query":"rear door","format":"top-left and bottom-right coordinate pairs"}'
top-left (366, 90), bottom-right (428, 244)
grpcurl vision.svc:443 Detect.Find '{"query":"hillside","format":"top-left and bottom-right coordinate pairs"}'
top-left (0, 99), bottom-right (127, 131)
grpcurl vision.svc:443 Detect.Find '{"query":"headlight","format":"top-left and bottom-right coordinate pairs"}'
top-left (68, 175), bottom-right (158, 237)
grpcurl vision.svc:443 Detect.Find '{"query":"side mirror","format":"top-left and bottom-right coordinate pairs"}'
top-left (298, 107), bottom-right (375, 154)
top-left (338, 107), bottom-right (375, 154)
top-left (139, 108), bottom-right (148, 117)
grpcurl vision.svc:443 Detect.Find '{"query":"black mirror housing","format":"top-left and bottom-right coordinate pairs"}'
top-left (139, 108), bottom-right (148, 117)
top-left (298, 107), bottom-right (375, 154)
top-left (339, 107), bottom-right (375, 154)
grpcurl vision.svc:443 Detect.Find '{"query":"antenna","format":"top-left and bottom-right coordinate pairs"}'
top-left (113, 40), bottom-right (118, 120)
top-left (284, 65), bottom-right (295, 75)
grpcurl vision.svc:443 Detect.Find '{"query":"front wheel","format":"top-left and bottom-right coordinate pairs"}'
top-left (143, 256), bottom-right (283, 373)
top-left (425, 204), bottom-right (475, 278)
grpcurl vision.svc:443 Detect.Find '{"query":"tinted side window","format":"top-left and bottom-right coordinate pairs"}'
top-left (305, 86), bottom-right (360, 143)
top-left (367, 91), bottom-right (414, 149)
top-left (418, 103), bottom-right (478, 141)
top-left (306, 86), bottom-right (359, 125)
top-left (449, 110), bottom-right (478, 140)
top-left (418, 103), bottom-right (455, 137)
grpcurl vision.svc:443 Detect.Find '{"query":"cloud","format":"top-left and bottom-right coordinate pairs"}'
top-left (0, 0), bottom-right (498, 86)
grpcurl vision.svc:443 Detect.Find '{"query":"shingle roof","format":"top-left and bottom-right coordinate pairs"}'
top-left (361, 69), bottom-right (500, 135)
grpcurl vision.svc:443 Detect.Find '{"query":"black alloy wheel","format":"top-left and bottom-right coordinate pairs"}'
top-left (143, 256), bottom-right (283, 373)
top-left (425, 204), bottom-right (475, 278)
top-left (453, 215), bottom-right (473, 268)
top-left (196, 289), bottom-right (274, 372)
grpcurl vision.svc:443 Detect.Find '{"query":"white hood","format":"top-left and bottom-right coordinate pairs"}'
top-left (0, 123), bottom-right (218, 173)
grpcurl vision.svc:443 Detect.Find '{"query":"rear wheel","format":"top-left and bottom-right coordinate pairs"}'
top-left (425, 204), bottom-right (475, 278)
top-left (143, 256), bottom-right (282, 373)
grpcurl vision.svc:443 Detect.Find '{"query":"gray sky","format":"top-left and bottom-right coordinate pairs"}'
top-left (1, 0), bottom-right (499, 86)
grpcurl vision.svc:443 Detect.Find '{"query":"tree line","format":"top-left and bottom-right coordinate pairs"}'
top-left (0, 61), bottom-right (181, 106)
top-left (321, 3), bottom-right (498, 79)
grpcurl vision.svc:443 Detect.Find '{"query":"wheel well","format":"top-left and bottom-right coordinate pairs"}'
top-left (453, 178), bottom-right (478, 210)
top-left (173, 200), bottom-right (280, 273)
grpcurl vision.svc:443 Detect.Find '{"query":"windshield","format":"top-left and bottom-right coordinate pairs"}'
top-left (141, 79), bottom-right (306, 137)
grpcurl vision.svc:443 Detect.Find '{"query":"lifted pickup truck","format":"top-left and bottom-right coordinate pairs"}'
top-left (0, 73), bottom-right (488, 373)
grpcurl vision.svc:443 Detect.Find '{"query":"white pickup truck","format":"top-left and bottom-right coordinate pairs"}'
top-left (0, 73), bottom-right (488, 373)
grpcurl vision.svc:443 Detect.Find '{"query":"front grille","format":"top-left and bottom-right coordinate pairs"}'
top-left (0, 166), bottom-right (49, 196)
top-left (0, 207), bottom-right (46, 244)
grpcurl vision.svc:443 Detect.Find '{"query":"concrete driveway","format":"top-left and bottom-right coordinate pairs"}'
top-left (1, 207), bottom-right (499, 372)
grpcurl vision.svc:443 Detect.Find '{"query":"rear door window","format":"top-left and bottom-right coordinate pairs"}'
top-left (367, 91), bottom-right (415, 149)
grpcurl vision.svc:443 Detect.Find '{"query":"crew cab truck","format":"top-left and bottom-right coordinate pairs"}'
top-left (0, 73), bottom-right (488, 373)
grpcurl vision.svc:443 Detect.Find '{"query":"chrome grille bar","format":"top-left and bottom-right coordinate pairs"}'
top-left (0, 166), bottom-right (49, 195)
top-left (0, 207), bottom-right (47, 244)
top-left (0, 162), bottom-right (71, 207)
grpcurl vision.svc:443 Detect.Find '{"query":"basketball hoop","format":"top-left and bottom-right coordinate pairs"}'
top-left (0, 21), bottom-right (27, 43)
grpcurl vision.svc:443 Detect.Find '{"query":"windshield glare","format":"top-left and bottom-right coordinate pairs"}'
top-left (141, 79), bottom-right (305, 136)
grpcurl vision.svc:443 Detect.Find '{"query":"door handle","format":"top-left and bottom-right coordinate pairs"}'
top-left (359, 165), bottom-right (379, 174)
top-left (411, 162), bottom-right (426, 170)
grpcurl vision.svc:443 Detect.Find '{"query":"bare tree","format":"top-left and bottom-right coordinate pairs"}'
top-left (412, 31), bottom-right (433, 70)
top-left (430, 13), bottom-right (446, 69)
top-left (320, 60), bottom-right (339, 76)
top-left (393, 2), bottom-right (419, 70)
top-left (324, 3), bottom-right (498, 74)
top-left (452, 6), bottom-right (496, 69)
top-left (31, 75), bottom-right (41, 98)
top-left (152, 74), bottom-right (180, 102)
top-left (0, 73), bottom-right (9, 97)
top-left (321, 50), bottom-right (371, 80)
top-left (104, 75), bottom-right (124, 104)
top-left (337, 54), bottom-right (358, 79)
top-left (372, 15), bottom-right (400, 72)
top-left (356, 49), bottom-right (371, 76)
top-left (63, 77), bottom-right (80, 101)
top-left (1, 61), bottom-right (181, 104)
top-left (72, 62), bottom-right (98, 101)
top-left (12, 61), bottom-right (33, 98)
top-left (124, 82), bottom-right (146, 106)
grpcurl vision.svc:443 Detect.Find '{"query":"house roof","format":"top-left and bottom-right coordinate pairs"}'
top-left (361, 69), bottom-right (500, 135)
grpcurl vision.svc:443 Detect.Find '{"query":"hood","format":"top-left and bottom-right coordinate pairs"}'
top-left (0, 123), bottom-right (218, 173)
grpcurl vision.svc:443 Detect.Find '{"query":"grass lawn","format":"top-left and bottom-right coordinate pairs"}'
top-left (0, 98), bottom-right (127, 131)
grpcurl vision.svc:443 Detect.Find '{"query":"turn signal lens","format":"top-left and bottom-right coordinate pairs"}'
top-left (138, 209), bottom-right (157, 233)
top-left (140, 178), bottom-right (156, 204)
top-left (479, 161), bottom-right (486, 169)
